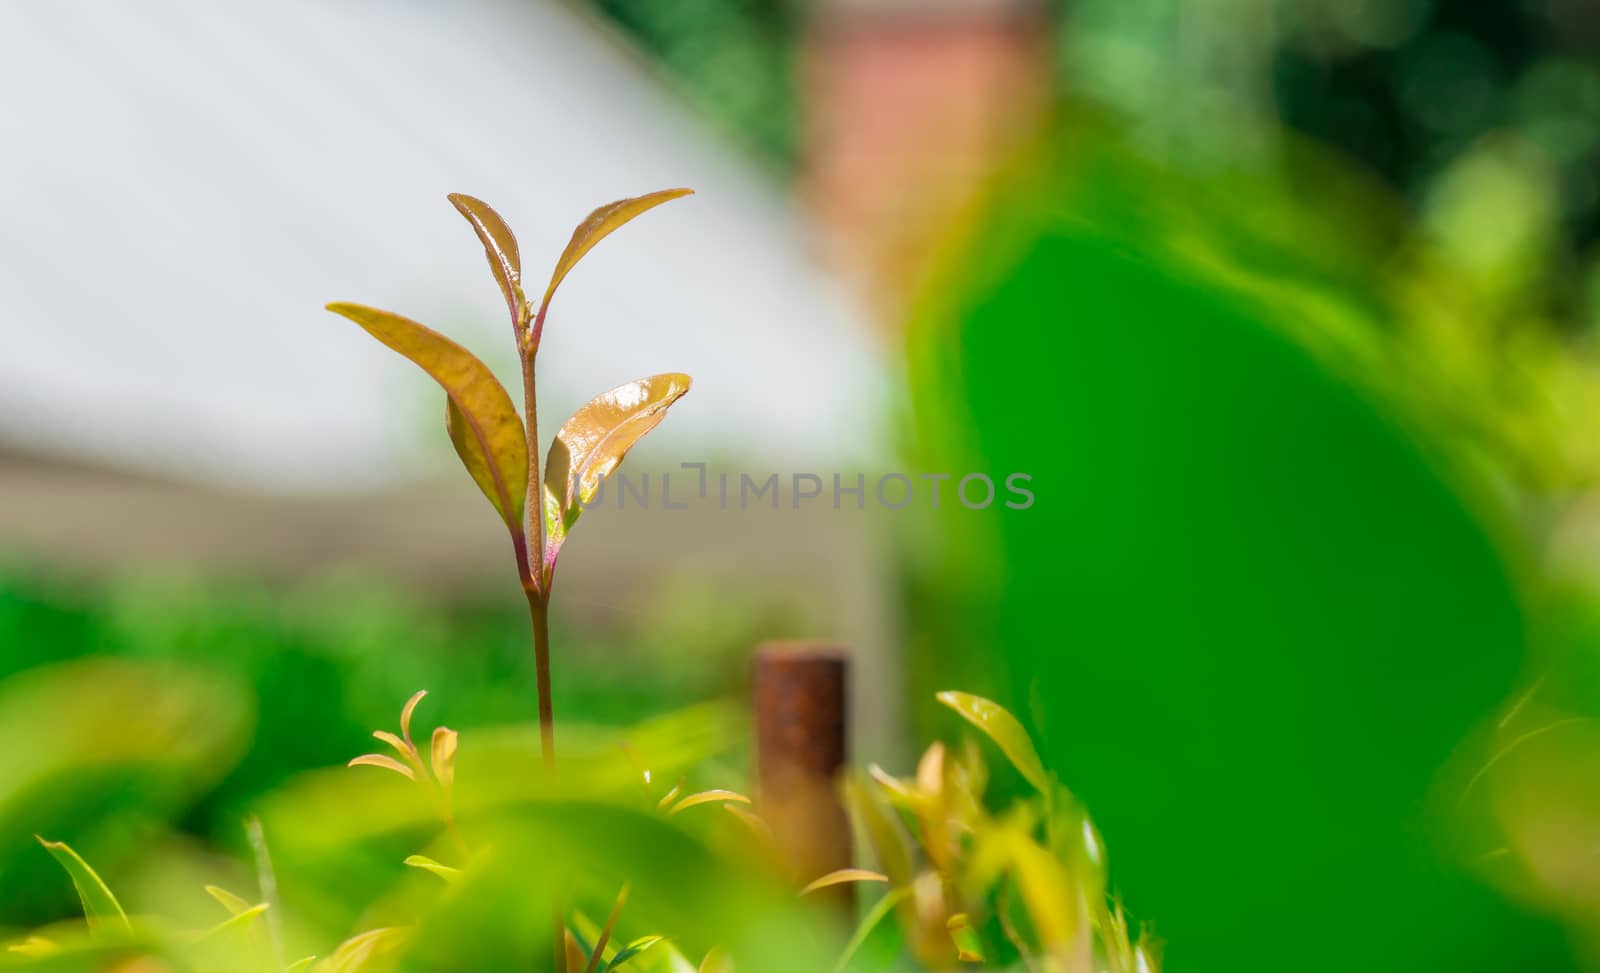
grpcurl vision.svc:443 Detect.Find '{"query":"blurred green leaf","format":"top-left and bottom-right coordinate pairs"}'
top-left (203, 884), bottom-right (255, 916)
top-left (667, 789), bottom-right (749, 817)
top-left (935, 692), bottom-right (1049, 793)
top-left (841, 772), bottom-right (915, 889)
top-left (832, 887), bottom-right (908, 973)
top-left (604, 935), bottom-right (664, 971)
top-left (34, 838), bottom-right (127, 936)
top-left (403, 855), bottom-right (462, 884)
top-left (316, 927), bottom-right (410, 973)
top-left (798, 869), bottom-right (887, 897)
top-left (194, 902), bottom-right (269, 942)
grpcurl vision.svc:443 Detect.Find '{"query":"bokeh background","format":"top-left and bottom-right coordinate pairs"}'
top-left (3, 0), bottom-right (1600, 969)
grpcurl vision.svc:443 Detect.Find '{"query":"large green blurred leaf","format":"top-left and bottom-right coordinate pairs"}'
top-left (0, 658), bottom-right (250, 925)
top-left (906, 123), bottom-right (1579, 972)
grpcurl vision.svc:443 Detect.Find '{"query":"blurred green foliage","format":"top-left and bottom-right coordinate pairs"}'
top-left (6, 669), bottom-right (1152, 972)
top-left (581, 0), bottom-right (798, 165)
top-left (585, 0), bottom-right (1600, 323)
top-left (903, 111), bottom-right (1595, 970)
top-left (0, 561), bottom-right (762, 920)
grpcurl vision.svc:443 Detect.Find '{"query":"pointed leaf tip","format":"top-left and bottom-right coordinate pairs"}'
top-left (404, 855), bottom-right (463, 883)
top-left (448, 193), bottom-right (524, 325)
top-left (399, 689), bottom-right (428, 743)
top-left (349, 753), bottom-right (417, 780)
top-left (936, 691), bottom-right (1050, 793)
top-left (537, 188), bottom-right (694, 325)
top-left (204, 884), bottom-right (254, 917)
top-left (36, 837), bottom-right (129, 933)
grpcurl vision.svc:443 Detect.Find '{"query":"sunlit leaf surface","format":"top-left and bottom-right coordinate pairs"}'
top-left (326, 303), bottom-right (527, 532)
top-left (36, 837), bottom-right (129, 935)
top-left (543, 373), bottom-right (691, 580)
top-left (935, 691), bottom-right (1050, 793)
top-left (448, 193), bottom-right (524, 324)
top-left (538, 189), bottom-right (693, 323)
top-left (446, 396), bottom-right (528, 533)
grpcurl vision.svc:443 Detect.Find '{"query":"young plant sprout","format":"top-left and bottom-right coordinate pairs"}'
top-left (326, 189), bottom-right (694, 771)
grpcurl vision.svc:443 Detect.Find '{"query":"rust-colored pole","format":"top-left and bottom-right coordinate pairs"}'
top-left (752, 642), bottom-right (853, 915)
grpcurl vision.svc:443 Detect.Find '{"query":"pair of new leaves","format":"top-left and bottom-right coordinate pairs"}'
top-left (328, 189), bottom-right (694, 593)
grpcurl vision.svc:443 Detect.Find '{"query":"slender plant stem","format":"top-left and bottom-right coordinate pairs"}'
top-left (528, 590), bottom-right (555, 768)
top-left (518, 304), bottom-right (563, 973)
top-left (517, 305), bottom-right (554, 770)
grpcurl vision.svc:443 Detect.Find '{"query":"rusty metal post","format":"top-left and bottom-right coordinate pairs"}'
top-left (752, 642), bottom-right (853, 914)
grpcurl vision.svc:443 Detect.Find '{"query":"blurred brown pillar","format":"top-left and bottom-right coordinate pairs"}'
top-left (753, 643), bottom-right (852, 912)
top-left (800, 0), bottom-right (1054, 324)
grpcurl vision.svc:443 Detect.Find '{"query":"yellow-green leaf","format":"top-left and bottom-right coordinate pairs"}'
top-left (36, 837), bottom-right (129, 935)
top-left (566, 929), bottom-right (590, 973)
top-left (204, 884), bottom-right (254, 917)
top-left (799, 868), bottom-right (888, 896)
top-left (1007, 834), bottom-right (1088, 959)
top-left (543, 373), bottom-right (691, 580)
top-left (348, 753), bottom-right (416, 780)
top-left (317, 927), bottom-right (410, 973)
top-left (326, 303), bottom-right (527, 533)
top-left (841, 773), bottom-right (915, 887)
top-left (403, 855), bottom-right (462, 884)
top-left (447, 193), bottom-right (523, 324)
top-left (831, 888), bottom-right (910, 973)
top-left (195, 902), bottom-right (270, 942)
top-left (699, 948), bottom-right (733, 973)
top-left (604, 935), bottom-right (664, 971)
top-left (722, 803), bottom-right (773, 840)
top-left (9, 936), bottom-right (58, 957)
top-left (537, 189), bottom-right (693, 324)
top-left (372, 730), bottom-right (413, 761)
top-left (431, 726), bottom-right (457, 790)
top-left (936, 691), bottom-right (1050, 793)
top-left (947, 912), bottom-right (986, 964)
top-left (667, 789), bottom-right (750, 816)
top-left (400, 689), bottom-right (427, 744)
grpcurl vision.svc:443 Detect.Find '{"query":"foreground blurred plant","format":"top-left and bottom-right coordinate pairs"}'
top-left (831, 691), bottom-right (1161, 973)
top-left (21, 688), bottom-right (1155, 973)
top-left (27, 831), bottom-right (412, 972)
